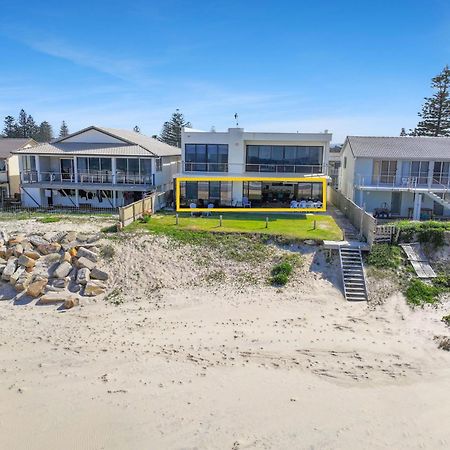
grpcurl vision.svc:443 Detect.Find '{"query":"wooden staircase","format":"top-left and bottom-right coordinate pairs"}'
top-left (338, 247), bottom-right (368, 301)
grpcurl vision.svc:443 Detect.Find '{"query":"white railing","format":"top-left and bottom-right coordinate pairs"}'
top-left (183, 161), bottom-right (324, 174)
top-left (357, 174), bottom-right (450, 190)
top-left (21, 170), bottom-right (152, 186)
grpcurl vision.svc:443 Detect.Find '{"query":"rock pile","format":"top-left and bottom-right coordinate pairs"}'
top-left (0, 230), bottom-right (109, 308)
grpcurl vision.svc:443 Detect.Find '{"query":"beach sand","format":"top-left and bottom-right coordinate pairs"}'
top-left (1, 220), bottom-right (449, 449)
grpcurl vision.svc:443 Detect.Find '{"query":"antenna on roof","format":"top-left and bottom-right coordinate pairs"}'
top-left (133, 125), bottom-right (140, 133)
top-left (234, 113), bottom-right (239, 127)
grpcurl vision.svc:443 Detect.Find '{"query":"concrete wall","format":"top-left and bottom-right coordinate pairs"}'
top-left (153, 155), bottom-right (179, 193)
top-left (339, 141), bottom-right (356, 200)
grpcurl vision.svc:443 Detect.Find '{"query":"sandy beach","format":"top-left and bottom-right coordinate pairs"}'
top-left (1, 219), bottom-right (450, 449)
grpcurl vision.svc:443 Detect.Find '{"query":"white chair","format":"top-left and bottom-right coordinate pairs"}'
top-left (316, 201), bottom-right (323, 208)
top-left (290, 200), bottom-right (298, 208)
top-left (242, 196), bottom-right (252, 208)
top-left (307, 200), bottom-right (314, 208)
top-left (205, 203), bottom-right (214, 216)
top-left (299, 200), bottom-right (307, 208)
top-left (189, 202), bottom-right (197, 216)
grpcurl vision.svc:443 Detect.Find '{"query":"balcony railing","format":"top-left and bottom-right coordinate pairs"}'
top-left (183, 162), bottom-right (324, 174)
top-left (357, 174), bottom-right (450, 190)
top-left (21, 170), bottom-right (152, 185)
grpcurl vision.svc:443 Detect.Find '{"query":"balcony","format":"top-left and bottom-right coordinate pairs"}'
top-left (21, 170), bottom-right (153, 187)
top-left (356, 174), bottom-right (450, 192)
top-left (183, 162), bottom-right (324, 175)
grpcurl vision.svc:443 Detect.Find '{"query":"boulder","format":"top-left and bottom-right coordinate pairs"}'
top-left (68, 247), bottom-right (77, 257)
top-left (26, 277), bottom-right (48, 297)
top-left (12, 244), bottom-right (24, 256)
top-left (76, 257), bottom-right (96, 270)
top-left (61, 252), bottom-right (72, 263)
top-left (0, 264), bottom-right (6, 275)
top-left (18, 254), bottom-right (36, 268)
top-left (52, 278), bottom-right (69, 289)
top-left (0, 231), bottom-right (9, 243)
top-left (77, 247), bottom-right (98, 263)
top-left (44, 231), bottom-right (66, 243)
top-left (76, 267), bottom-right (90, 285)
top-left (53, 261), bottom-right (72, 279)
top-left (28, 235), bottom-right (48, 247)
top-left (90, 267), bottom-right (108, 281)
top-left (23, 251), bottom-right (40, 260)
top-left (0, 257), bottom-right (7, 265)
top-left (10, 266), bottom-right (26, 285)
top-left (64, 296), bottom-right (79, 309)
top-left (60, 231), bottom-right (78, 244)
top-left (84, 280), bottom-right (106, 296)
top-left (9, 235), bottom-right (26, 245)
top-left (0, 246), bottom-right (6, 258)
top-left (70, 283), bottom-right (81, 293)
top-left (2, 258), bottom-right (17, 281)
top-left (37, 242), bottom-right (61, 255)
top-left (39, 293), bottom-right (70, 304)
top-left (15, 272), bottom-right (32, 292)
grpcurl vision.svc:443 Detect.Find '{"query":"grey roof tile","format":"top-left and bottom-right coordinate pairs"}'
top-left (0, 138), bottom-right (36, 158)
top-left (347, 136), bottom-right (450, 159)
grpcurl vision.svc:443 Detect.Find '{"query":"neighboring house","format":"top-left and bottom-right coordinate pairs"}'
top-left (0, 138), bottom-right (37, 201)
top-left (177, 127), bottom-right (332, 211)
top-left (15, 126), bottom-right (180, 209)
top-left (339, 136), bottom-right (450, 219)
top-left (328, 144), bottom-right (342, 188)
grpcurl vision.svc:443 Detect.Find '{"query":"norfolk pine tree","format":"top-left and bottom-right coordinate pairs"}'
top-left (412, 66), bottom-right (450, 136)
top-left (158, 109), bottom-right (192, 148)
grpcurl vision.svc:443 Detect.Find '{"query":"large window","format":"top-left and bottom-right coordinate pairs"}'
top-left (373, 160), bottom-right (398, 184)
top-left (77, 157), bottom-right (113, 183)
top-left (185, 144), bottom-right (228, 172)
top-left (246, 145), bottom-right (323, 173)
top-left (0, 159), bottom-right (6, 172)
top-left (434, 161), bottom-right (450, 185)
top-left (116, 158), bottom-right (152, 184)
top-left (401, 161), bottom-right (429, 185)
top-left (180, 181), bottom-right (232, 207)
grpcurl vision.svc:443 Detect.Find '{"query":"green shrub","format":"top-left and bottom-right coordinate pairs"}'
top-left (405, 278), bottom-right (440, 306)
top-left (271, 272), bottom-right (289, 286)
top-left (272, 261), bottom-right (293, 277)
top-left (396, 220), bottom-right (448, 246)
top-left (442, 314), bottom-right (450, 326)
top-left (433, 275), bottom-right (450, 290)
top-left (38, 216), bottom-right (61, 223)
top-left (367, 244), bottom-right (403, 269)
top-left (100, 244), bottom-right (115, 260)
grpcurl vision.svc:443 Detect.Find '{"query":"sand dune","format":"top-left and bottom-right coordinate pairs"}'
top-left (0, 220), bottom-right (449, 449)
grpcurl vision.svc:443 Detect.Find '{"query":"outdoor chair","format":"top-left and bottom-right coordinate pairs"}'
top-left (242, 196), bottom-right (252, 208)
top-left (290, 200), bottom-right (298, 208)
top-left (204, 203), bottom-right (214, 217)
top-left (189, 202), bottom-right (197, 217)
top-left (299, 200), bottom-right (307, 208)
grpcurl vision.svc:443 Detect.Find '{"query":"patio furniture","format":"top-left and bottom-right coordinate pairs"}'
top-left (190, 202), bottom-right (197, 217)
top-left (290, 200), bottom-right (298, 208)
top-left (299, 200), bottom-right (307, 208)
top-left (204, 203), bottom-right (214, 217)
top-left (242, 197), bottom-right (252, 208)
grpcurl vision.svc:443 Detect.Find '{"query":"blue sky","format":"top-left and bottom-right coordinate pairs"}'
top-left (1, 0), bottom-right (449, 142)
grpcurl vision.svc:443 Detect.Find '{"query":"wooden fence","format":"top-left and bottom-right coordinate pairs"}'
top-left (118, 195), bottom-right (154, 227)
top-left (328, 187), bottom-right (378, 244)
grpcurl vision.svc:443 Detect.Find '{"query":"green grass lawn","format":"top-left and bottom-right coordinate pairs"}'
top-left (127, 212), bottom-right (342, 241)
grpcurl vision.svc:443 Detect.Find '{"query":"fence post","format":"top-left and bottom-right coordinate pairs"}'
top-left (219, 215), bottom-right (222, 227)
top-left (176, 213), bottom-right (179, 225)
top-left (313, 220), bottom-right (316, 230)
top-left (133, 203), bottom-right (136, 222)
top-left (265, 216), bottom-right (269, 228)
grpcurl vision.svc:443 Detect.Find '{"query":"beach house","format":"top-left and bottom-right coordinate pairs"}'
top-left (0, 137), bottom-right (37, 202)
top-left (177, 127), bottom-right (332, 212)
top-left (338, 136), bottom-right (450, 219)
top-left (15, 126), bottom-right (180, 209)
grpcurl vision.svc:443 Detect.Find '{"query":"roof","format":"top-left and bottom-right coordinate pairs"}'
top-left (345, 136), bottom-right (450, 159)
top-left (15, 142), bottom-right (155, 157)
top-left (52, 125), bottom-right (180, 157)
top-left (14, 126), bottom-right (180, 158)
top-left (0, 138), bottom-right (36, 158)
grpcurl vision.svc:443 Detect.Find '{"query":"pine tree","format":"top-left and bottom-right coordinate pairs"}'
top-left (3, 116), bottom-right (17, 137)
top-left (59, 121), bottom-right (69, 138)
top-left (17, 109), bottom-right (28, 137)
top-left (158, 109), bottom-right (192, 147)
top-left (26, 115), bottom-right (39, 139)
top-left (413, 66), bottom-right (450, 136)
top-left (400, 127), bottom-right (407, 136)
top-left (35, 121), bottom-right (54, 142)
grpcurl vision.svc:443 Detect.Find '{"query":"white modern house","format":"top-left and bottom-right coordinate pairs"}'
top-left (0, 137), bottom-right (37, 201)
top-left (15, 126), bottom-right (180, 209)
top-left (339, 136), bottom-right (450, 219)
top-left (177, 127), bottom-right (332, 211)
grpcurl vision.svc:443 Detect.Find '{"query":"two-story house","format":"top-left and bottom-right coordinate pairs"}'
top-left (0, 137), bottom-right (37, 201)
top-left (15, 126), bottom-right (180, 209)
top-left (176, 127), bottom-right (332, 212)
top-left (339, 136), bottom-right (450, 219)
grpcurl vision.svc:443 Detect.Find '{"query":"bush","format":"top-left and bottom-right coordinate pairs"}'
top-left (270, 254), bottom-right (301, 286)
top-left (433, 275), bottom-right (450, 290)
top-left (367, 244), bottom-right (403, 269)
top-left (100, 244), bottom-right (115, 260)
top-left (442, 314), bottom-right (450, 326)
top-left (405, 278), bottom-right (440, 306)
top-left (396, 220), bottom-right (448, 247)
top-left (38, 216), bottom-right (61, 223)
